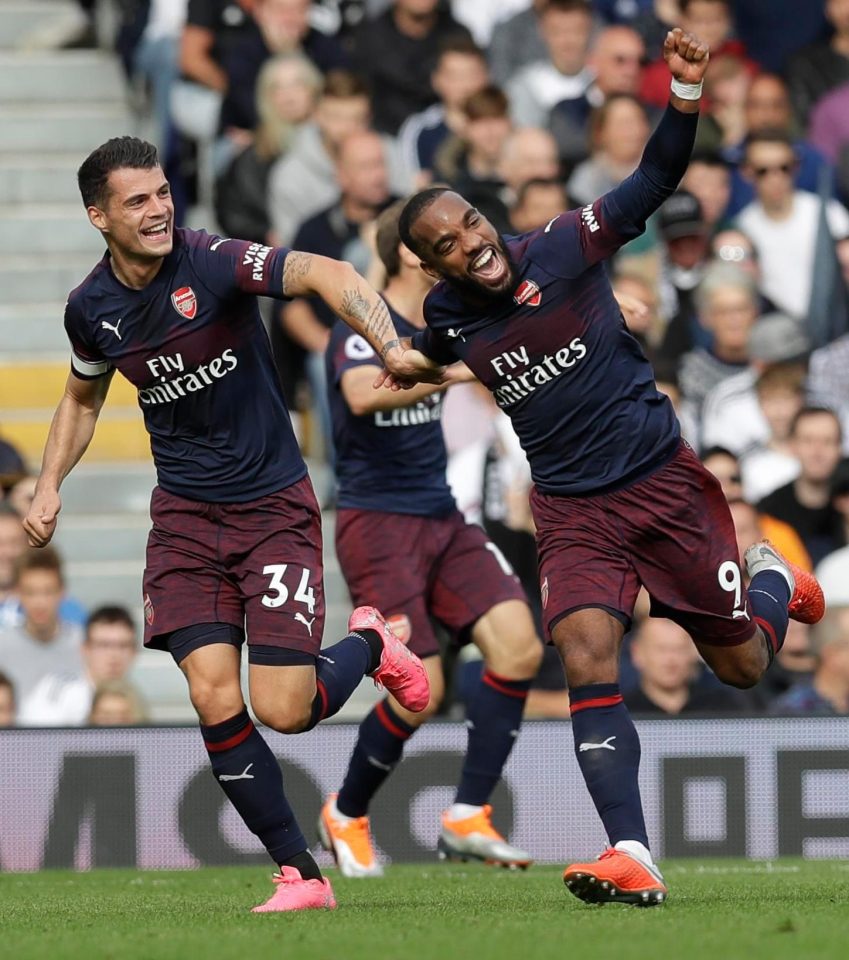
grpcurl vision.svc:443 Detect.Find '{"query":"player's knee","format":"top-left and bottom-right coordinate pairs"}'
top-left (188, 678), bottom-right (244, 726)
top-left (711, 654), bottom-right (765, 690)
top-left (491, 635), bottom-right (543, 680)
top-left (253, 700), bottom-right (312, 734)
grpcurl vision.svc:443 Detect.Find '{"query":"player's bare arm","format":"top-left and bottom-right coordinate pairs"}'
top-left (281, 250), bottom-right (445, 386)
top-left (23, 370), bottom-right (114, 547)
top-left (664, 27), bottom-right (710, 112)
top-left (341, 360), bottom-right (474, 415)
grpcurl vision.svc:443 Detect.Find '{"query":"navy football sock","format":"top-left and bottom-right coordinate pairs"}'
top-left (306, 632), bottom-right (374, 729)
top-left (569, 683), bottom-right (649, 848)
top-left (748, 569), bottom-right (791, 664)
top-left (455, 670), bottom-right (531, 806)
top-left (201, 709), bottom-right (314, 871)
top-left (336, 699), bottom-right (416, 818)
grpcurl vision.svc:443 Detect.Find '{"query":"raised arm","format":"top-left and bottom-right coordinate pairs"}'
top-left (23, 370), bottom-right (113, 546)
top-left (600, 28), bottom-right (708, 236)
top-left (281, 251), bottom-right (445, 384)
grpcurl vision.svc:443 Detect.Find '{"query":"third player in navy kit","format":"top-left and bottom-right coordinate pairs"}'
top-left (391, 29), bottom-right (825, 905)
top-left (319, 201), bottom-right (542, 876)
top-left (23, 137), bottom-right (435, 914)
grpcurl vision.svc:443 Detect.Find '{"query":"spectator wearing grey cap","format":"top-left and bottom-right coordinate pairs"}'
top-left (701, 311), bottom-right (810, 460)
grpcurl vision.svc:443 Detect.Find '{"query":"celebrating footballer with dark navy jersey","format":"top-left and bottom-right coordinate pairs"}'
top-left (383, 29), bottom-right (826, 906)
top-left (319, 201), bottom-right (542, 877)
top-left (22, 136), bottom-right (439, 914)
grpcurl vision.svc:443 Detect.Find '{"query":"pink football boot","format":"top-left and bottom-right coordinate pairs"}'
top-left (251, 867), bottom-right (337, 913)
top-left (348, 605), bottom-right (430, 712)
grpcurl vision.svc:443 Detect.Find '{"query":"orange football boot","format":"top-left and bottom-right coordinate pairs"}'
top-left (563, 848), bottom-right (667, 906)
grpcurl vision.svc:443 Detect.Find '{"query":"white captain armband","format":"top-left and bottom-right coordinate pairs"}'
top-left (71, 351), bottom-right (111, 378)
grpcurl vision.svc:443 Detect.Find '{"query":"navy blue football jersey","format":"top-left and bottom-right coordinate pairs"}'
top-left (413, 104), bottom-right (697, 497)
top-left (327, 308), bottom-right (455, 516)
top-left (64, 228), bottom-right (305, 502)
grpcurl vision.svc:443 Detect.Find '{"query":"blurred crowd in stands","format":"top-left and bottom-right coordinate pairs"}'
top-left (3, 0), bottom-right (849, 724)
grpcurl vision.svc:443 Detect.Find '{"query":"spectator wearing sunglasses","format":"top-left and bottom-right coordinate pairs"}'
top-left (736, 130), bottom-right (849, 321)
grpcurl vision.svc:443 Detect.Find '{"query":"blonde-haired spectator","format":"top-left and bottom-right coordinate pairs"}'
top-left (215, 52), bottom-right (322, 244)
top-left (88, 680), bottom-right (149, 726)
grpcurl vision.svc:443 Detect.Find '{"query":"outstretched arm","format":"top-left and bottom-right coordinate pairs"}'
top-left (606, 28), bottom-right (709, 223)
top-left (23, 371), bottom-right (113, 546)
top-left (281, 251), bottom-right (444, 385)
top-left (571, 28), bottom-right (709, 267)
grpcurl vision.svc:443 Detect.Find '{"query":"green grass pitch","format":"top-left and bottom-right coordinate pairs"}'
top-left (2, 861), bottom-right (847, 960)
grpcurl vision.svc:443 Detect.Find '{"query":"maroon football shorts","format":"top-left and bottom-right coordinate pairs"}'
top-left (530, 440), bottom-right (757, 647)
top-left (143, 475), bottom-right (324, 656)
top-left (335, 508), bottom-right (527, 659)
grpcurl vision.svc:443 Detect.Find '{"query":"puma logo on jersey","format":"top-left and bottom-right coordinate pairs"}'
top-left (295, 612), bottom-right (316, 636)
top-left (102, 318), bottom-right (123, 340)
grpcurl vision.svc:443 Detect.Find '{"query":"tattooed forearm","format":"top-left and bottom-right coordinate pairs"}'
top-left (339, 289), bottom-right (395, 348)
top-left (339, 288), bottom-right (370, 323)
top-left (363, 298), bottom-right (394, 343)
top-left (282, 251), bottom-right (312, 296)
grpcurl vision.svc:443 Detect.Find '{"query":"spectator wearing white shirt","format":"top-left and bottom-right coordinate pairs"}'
top-left (506, 0), bottom-right (594, 131)
top-left (19, 606), bottom-right (139, 727)
top-left (700, 311), bottom-right (809, 458)
top-left (0, 547), bottom-right (83, 706)
top-left (736, 131), bottom-right (849, 319)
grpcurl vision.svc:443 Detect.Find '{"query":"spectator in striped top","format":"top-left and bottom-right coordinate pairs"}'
top-left (397, 36), bottom-right (489, 186)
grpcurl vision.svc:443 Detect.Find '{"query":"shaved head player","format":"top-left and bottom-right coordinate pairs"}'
top-left (22, 137), bottom-right (436, 913)
top-left (385, 29), bottom-right (825, 905)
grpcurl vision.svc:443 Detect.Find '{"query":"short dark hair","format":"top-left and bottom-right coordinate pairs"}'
top-left (376, 199), bottom-right (411, 278)
top-left (398, 187), bottom-right (452, 259)
top-left (513, 177), bottom-right (568, 210)
top-left (462, 85), bottom-right (509, 121)
top-left (14, 545), bottom-right (64, 586)
top-left (744, 128), bottom-right (796, 156)
top-left (543, 0), bottom-right (593, 16)
top-left (701, 445), bottom-right (739, 464)
top-left (86, 605), bottom-right (136, 641)
top-left (689, 150), bottom-right (729, 171)
top-left (77, 136), bottom-right (160, 209)
top-left (0, 670), bottom-right (14, 696)
top-left (790, 405), bottom-right (842, 439)
top-left (680, 0), bottom-right (730, 12)
top-left (321, 69), bottom-right (370, 101)
top-left (436, 35), bottom-right (486, 65)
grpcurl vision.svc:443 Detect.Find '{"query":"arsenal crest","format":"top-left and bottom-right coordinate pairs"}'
top-left (387, 614), bottom-right (412, 644)
top-left (541, 577), bottom-right (549, 610)
top-left (143, 593), bottom-right (155, 626)
top-left (171, 286), bottom-right (197, 319)
top-left (513, 279), bottom-right (541, 307)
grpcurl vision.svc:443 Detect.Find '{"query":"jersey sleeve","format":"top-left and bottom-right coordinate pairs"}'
top-left (530, 103), bottom-right (699, 276)
top-left (411, 327), bottom-right (457, 366)
top-left (64, 299), bottom-right (112, 380)
top-left (331, 328), bottom-right (381, 385)
top-left (188, 232), bottom-right (291, 301)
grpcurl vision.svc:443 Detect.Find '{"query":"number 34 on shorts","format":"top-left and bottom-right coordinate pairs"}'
top-left (260, 563), bottom-right (322, 637)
